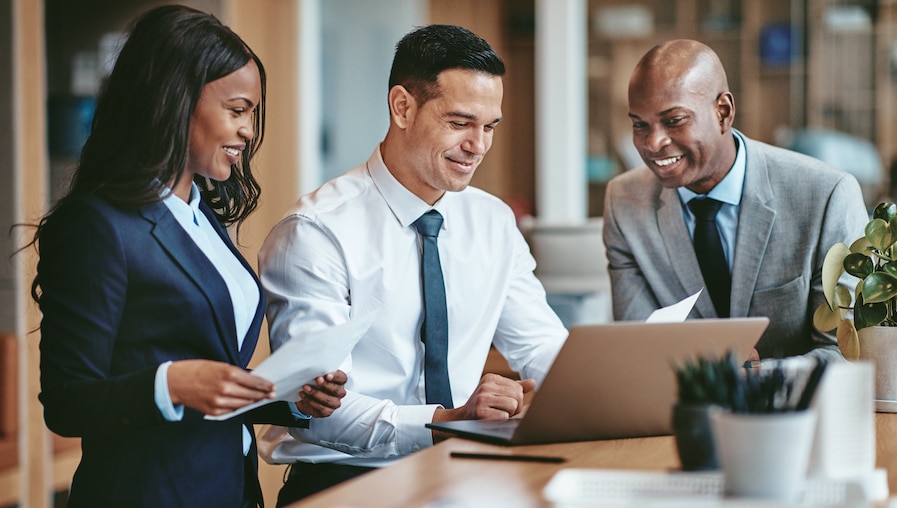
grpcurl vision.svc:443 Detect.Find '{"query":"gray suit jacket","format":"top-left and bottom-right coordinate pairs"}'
top-left (602, 133), bottom-right (868, 360)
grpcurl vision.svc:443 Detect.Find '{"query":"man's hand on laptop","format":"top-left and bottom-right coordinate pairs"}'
top-left (430, 373), bottom-right (536, 442)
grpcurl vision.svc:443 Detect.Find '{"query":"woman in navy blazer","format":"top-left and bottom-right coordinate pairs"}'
top-left (30, 6), bottom-right (346, 507)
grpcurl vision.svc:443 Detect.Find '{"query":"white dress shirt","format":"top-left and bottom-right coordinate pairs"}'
top-left (257, 146), bottom-right (568, 467)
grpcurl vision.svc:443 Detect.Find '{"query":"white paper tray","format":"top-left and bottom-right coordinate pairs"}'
top-left (542, 469), bottom-right (874, 507)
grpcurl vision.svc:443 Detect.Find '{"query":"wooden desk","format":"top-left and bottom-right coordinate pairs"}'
top-left (291, 413), bottom-right (897, 508)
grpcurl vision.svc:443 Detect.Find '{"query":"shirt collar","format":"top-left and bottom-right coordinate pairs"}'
top-left (367, 144), bottom-right (452, 229)
top-left (677, 129), bottom-right (746, 205)
top-left (162, 182), bottom-right (202, 226)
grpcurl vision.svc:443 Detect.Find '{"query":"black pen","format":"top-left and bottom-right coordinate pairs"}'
top-left (795, 359), bottom-right (828, 411)
top-left (449, 451), bottom-right (565, 463)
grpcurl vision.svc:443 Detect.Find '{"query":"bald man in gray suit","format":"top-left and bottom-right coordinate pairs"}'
top-left (603, 39), bottom-right (869, 361)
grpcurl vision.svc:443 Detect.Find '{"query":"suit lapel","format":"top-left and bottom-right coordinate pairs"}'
top-left (731, 139), bottom-right (776, 317)
top-left (657, 187), bottom-right (714, 316)
top-left (140, 202), bottom-right (241, 365)
top-left (197, 201), bottom-right (265, 367)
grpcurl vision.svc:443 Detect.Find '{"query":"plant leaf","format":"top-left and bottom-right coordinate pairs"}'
top-left (834, 285), bottom-right (851, 308)
top-left (822, 243), bottom-right (850, 307)
top-left (836, 319), bottom-right (860, 360)
top-left (813, 286), bottom-right (850, 332)
top-left (873, 202), bottom-right (897, 221)
top-left (866, 218), bottom-right (897, 252)
top-left (883, 261), bottom-right (897, 278)
top-left (844, 252), bottom-right (874, 279)
top-left (861, 271), bottom-right (897, 303)
top-left (813, 301), bottom-right (841, 332)
top-left (890, 218), bottom-right (897, 253)
top-left (856, 297), bottom-right (889, 328)
top-left (849, 236), bottom-right (872, 255)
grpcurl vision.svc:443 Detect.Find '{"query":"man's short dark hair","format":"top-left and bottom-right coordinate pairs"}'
top-left (388, 24), bottom-right (505, 106)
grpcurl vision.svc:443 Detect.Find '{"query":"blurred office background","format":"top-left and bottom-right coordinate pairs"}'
top-left (3, 0), bottom-right (896, 506)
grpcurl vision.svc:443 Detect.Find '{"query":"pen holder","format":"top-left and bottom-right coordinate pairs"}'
top-left (672, 402), bottom-right (719, 471)
top-left (710, 408), bottom-right (817, 500)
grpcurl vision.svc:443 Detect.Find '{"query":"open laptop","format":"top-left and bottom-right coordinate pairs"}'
top-left (426, 317), bottom-right (769, 446)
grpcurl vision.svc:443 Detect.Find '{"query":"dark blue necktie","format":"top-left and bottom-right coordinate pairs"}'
top-left (413, 210), bottom-right (453, 408)
top-left (689, 198), bottom-right (731, 318)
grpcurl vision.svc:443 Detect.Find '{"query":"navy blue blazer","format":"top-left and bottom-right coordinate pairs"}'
top-left (38, 193), bottom-right (281, 507)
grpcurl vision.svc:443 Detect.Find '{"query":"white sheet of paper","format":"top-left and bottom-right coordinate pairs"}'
top-left (205, 313), bottom-right (375, 421)
top-left (645, 288), bottom-right (703, 323)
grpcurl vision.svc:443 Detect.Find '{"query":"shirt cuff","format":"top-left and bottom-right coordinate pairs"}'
top-left (395, 404), bottom-right (440, 454)
top-left (154, 361), bottom-right (184, 421)
top-left (289, 402), bottom-right (313, 420)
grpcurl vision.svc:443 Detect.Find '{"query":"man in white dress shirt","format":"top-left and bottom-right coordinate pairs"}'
top-left (257, 24), bottom-right (568, 505)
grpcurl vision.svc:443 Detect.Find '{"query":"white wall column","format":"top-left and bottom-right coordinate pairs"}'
top-left (298, 0), bottom-right (322, 195)
top-left (535, 0), bottom-right (587, 222)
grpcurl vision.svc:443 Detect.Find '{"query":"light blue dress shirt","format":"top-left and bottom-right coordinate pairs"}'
top-left (153, 183), bottom-right (260, 455)
top-left (677, 130), bottom-right (747, 272)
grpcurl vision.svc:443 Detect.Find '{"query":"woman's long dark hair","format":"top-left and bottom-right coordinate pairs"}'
top-left (28, 4), bottom-right (266, 303)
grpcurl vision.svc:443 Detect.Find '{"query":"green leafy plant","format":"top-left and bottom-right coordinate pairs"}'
top-left (814, 202), bottom-right (897, 360)
top-left (674, 352), bottom-right (740, 407)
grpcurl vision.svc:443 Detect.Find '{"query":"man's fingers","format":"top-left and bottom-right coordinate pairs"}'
top-left (325, 370), bottom-right (348, 384)
top-left (518, 378), bottom-right (537, 393)
top-left (467, 389), bottom-right (525, 419)
top-left (306, 379), bottom-right (347, 398)
top-left (300, 388), bottom-right (342, 409)
top-left (465, 374), bottom-right (531, 417)
top-left (746, 348), bottom-right (761, 362)
top-left (312, 382), bottom-right (342, 396)
top-left (291, 371), bottom-right (349, 418)
top-left (296, 396), bottom-right (338, 418)
top-left (476, 407), bottom-right (513, 420)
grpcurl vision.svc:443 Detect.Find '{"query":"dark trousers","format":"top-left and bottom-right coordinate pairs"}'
top-left (276, 462), bottom-right (375, 507)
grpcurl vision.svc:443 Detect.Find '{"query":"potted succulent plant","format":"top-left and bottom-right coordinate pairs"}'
top-left (813, 202), bottom-right (897, 400)
top-left (672, 352), bottom-right (741, 471)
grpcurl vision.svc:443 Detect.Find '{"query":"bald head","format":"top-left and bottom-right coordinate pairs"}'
top-left (631, 39), bottom-right (730, 103)
top-left (626, 39), bottom-right (737, 194)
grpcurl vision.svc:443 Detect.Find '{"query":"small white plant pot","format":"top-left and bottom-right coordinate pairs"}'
top-left (857, 326), bottom-right (897, 401)
top-left (710, 409), bottom-right (817, 501)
